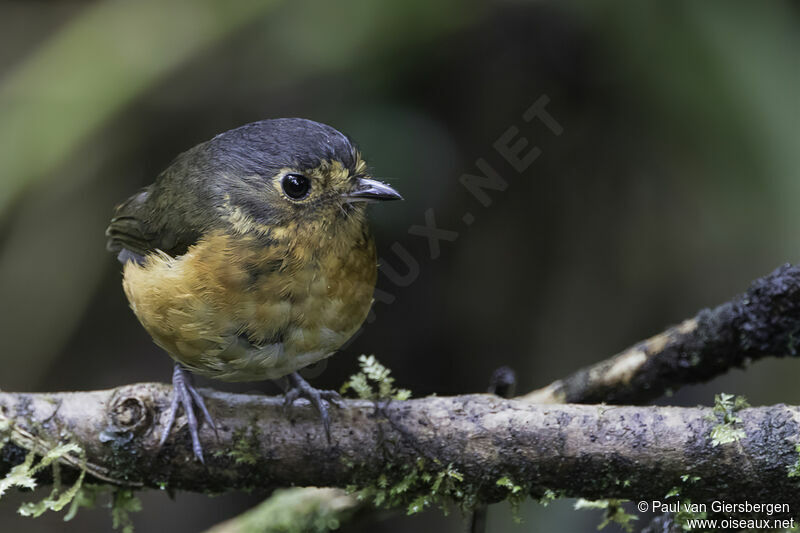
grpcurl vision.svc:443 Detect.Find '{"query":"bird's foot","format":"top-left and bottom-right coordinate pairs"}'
top-left (284, 372), bottom-right (342, 442)
top-left (159, 363), bottom-right (217, 463)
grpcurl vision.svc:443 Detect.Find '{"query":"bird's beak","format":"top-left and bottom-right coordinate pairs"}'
top-left (344, 178), bottom-right (403, 203)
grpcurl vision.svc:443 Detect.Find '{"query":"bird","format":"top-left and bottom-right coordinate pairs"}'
top-left (105, 118), bottom-right (402, 462)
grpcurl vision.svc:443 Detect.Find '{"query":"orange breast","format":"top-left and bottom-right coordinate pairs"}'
top-left (122, 228), bottom-right (376, 381)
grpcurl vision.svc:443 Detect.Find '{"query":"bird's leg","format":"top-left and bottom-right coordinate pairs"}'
top-left (159, 363), bottom-right (216, 463)
top-left (283, 372), bottom-right (342, 442)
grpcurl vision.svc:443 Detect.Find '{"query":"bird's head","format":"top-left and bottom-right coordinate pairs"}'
top-left (199, 118), bottom-right (401, 241)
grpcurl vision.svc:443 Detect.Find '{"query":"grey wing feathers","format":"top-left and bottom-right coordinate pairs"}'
top-left (106, 181), bottom-right (206, 263)
top-left (106, 144), bottom-right (219, 264)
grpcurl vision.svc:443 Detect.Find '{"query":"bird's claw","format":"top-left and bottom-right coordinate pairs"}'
top-left (283, 372), bottom-right (341, 442)
top-left (159, 364), bottom-right (216, 463)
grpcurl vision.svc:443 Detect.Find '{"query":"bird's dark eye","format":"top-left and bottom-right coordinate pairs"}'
top-left (281, 173), bottom-right (311, 200)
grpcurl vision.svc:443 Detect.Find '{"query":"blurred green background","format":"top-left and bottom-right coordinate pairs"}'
top-left (1, 0), bottom-right (798, 531)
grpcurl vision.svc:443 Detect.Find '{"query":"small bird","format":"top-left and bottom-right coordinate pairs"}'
top-left (106, 118), bottom-right (401, 461)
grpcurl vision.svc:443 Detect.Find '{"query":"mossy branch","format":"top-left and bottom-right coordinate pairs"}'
top-left (3, 387), bottom-right (800, 514)
top-left (6, 262), bottom-right (800, 530)
top-left (523, 263), bottom-right (800, 404)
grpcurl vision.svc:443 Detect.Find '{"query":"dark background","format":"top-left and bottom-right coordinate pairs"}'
top-left (1, 1), bottom-right (798, 531)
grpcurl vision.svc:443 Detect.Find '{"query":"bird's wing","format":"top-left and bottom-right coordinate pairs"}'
top-left (107, 143), bottom-right (222, 264)
top-left (105, 189), bottom-right (152, 262)
top-left (105, 185), bottom-right (203, 264)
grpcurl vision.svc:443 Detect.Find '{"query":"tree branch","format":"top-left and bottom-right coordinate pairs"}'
top-left (6, 263), bottom-right (800, 530)
top-left (523, 263), bottom-right (800, 404)
top-left (203, 487), bottom-right (361, 533)
top-left (2, 386), bottom-right (800, 512)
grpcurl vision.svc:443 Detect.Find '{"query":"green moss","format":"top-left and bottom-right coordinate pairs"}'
top-left (537, 488), bottom-right (559, 506)
top-left (0, 442), bottom-right (86, 518)
top-left (495, 476), bottom-right (529, 522)
top-left (340, 355), bottom-right (411, 401)
top-left (665, 473), bottom-right (700, 500)
top-left (707, 393), bottom-right (749, 446)
top-left (215, 426), bottom-right (260, 466)
top-left (347, 458), bottom-right (476, 516)
top-left (574, 499), bottom-right (638, 532)
top-left (787, 443), bottom-right (800, 478)
top-left (17, 458), bottom-right (86, 518)
top-left (0, 416), bottom-right (140, 532)
top-left (495, 476), bottom-right (522, 493)
top-left (353, 470), bottom-right (532, 523)
top-left (65, 484), bottom-right (143, 533)
top-left (664, 474), bottom-right (705, 530)
top-left (64, 483), bottom-right (105, 521)
top-left (111, 489), bottom-right (142, 533)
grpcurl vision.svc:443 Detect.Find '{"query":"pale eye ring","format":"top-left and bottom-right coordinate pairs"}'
top-left (281, 173), bottom-right (311, 200)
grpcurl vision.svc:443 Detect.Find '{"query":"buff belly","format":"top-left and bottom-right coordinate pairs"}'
top-left (122, 230), bottom-right (376, 381)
